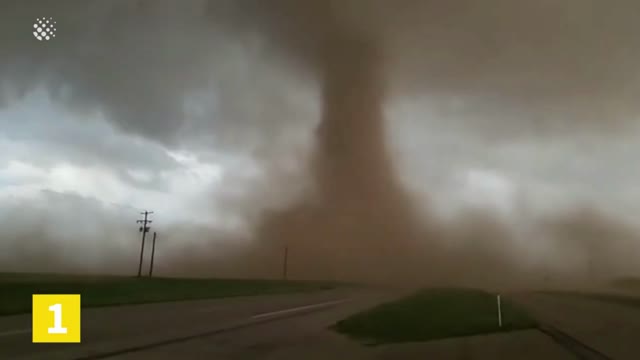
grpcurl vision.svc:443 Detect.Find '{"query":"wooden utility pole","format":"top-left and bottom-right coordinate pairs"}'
top-left (136, 211), bottom-right (153, 277)
top-left (148, 232), bottom-right (157, 277)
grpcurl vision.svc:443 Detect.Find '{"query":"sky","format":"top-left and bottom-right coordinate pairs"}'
top-left (2, 0), bottom-right (640, 282)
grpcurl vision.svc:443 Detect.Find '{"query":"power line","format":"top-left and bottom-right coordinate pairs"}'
top-left (136, 210), bottom-right (153, 277)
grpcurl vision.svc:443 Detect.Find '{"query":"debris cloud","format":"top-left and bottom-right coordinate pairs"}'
top-left (2, 1), bottom-right (640, 289)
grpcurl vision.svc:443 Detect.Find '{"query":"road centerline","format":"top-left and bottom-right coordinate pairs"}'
top-left (251, 299), bottom-right (349, 319)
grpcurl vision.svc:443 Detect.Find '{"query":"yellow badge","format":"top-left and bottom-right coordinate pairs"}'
top-left (32, 294), bottom-right (81, 343)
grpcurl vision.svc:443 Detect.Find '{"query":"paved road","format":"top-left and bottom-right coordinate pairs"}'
top-left (106, 292), bottom-right (576, 360)
top-left (512, 292), bottom-right (640, 360)
top-left (0, 287), bottom-right (394, 360)
top-left (109, 290), bottom-right (390, 360)
top-left (5, 288), bottom-right (640, 359)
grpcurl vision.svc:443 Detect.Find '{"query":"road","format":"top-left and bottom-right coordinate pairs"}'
top-left (512, 292), bottom-right (640, 360)
top-left (0, 287), bottom-right (395, 360)
top-left (3, 288), bottom-right (640, 359)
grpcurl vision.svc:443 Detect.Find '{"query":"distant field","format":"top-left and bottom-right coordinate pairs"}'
top-left (333, 288), bottom-right (537, 345)
top-left (548, 291), bottom-right (640, 310)
top-left (577, 293), bottom-right (640, 309)
top-left (540, 277), bottom-right (640, 309)
top-left (0, 273), bottom-right (338, 316)
top-left (612, 277), bottom-right (640, 292)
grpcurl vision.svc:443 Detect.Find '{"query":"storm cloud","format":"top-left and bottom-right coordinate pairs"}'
top-left (2, 0), bottom-right (640, 287)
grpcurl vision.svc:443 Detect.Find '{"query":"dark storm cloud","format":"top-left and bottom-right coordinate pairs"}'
top-left (2, 0), bottom-right (640, 286)
top-left (219, 0), bottom-right (640, 134)
top-left (1, 1), bottom-right (640, 145)
top-left (0, 0), bottom-right (317, 158)
top-left (1, 107), bottom-right (177, 170)
top-left (381, 0), bottom-right (640, 134)
top-left (0, 0), bottom-right (215, 144)
top-left (0, 91), bottom-right (182, 191)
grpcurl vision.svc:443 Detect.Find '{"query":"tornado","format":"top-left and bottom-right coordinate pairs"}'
top-left (256, 5), bottom-right (430, 283)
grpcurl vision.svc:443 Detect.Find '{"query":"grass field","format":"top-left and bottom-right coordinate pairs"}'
top-left (612, 277), bottom-right (640, 293)
top-left (0, 272), bottom-right (337, 316)
top-left (538, 277), bottom-right (640, 309)
top-left (333, 288), bottom-right (537, 345)
top-left (577, 293), bottom-right (640, 309)
top-left (548, 290), bottom-right (640, 310)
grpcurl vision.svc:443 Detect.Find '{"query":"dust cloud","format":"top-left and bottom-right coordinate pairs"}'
top-left (257, 29), bottom-right (430, 284)
top-left (207, 1), bottom-right (640, 288)
top-left (2, 0), bottom-right (640, 289)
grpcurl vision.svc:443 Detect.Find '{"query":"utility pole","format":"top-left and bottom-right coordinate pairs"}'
top-left (136, 211), bottom-right (153, 277)
top-left (148, 232), bottom-right (157, 277)
top-left (282, 245), bottom-right (289, 280)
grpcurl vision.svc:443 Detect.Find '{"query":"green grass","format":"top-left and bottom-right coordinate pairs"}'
top-left (0, 272), bottom-right (338, 316)
top-left (333, 288), bottom-right (537, 345)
